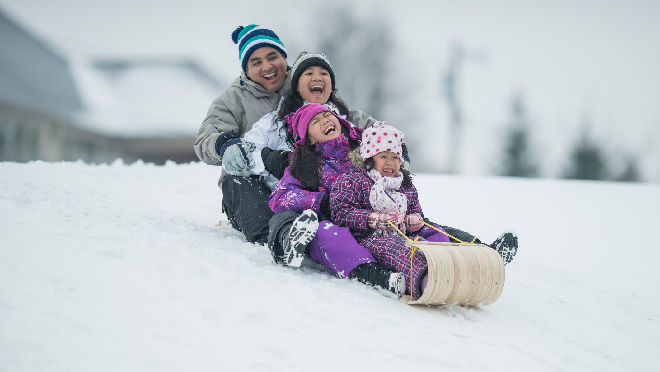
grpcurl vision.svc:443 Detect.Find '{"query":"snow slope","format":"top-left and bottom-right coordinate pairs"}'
top-left (1, 161), bottom-right (659, 371)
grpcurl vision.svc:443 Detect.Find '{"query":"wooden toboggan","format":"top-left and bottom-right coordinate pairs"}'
top-left (403, 241), bottom-right (505, 306)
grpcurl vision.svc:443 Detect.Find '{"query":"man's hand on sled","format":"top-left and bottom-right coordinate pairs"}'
top-left (368, 212), bottom-right (404, 230)
top-left (223, 142), bottom-right (256, 177)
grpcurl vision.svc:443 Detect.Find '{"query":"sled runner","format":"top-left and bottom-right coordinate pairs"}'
top-left (404, 242), bottom-right (505, 306)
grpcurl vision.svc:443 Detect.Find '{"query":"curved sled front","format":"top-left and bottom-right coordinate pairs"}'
top-left (404, 242), bottom-right (505, 306)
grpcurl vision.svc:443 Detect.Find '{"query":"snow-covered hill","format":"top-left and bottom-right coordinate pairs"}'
top-left (1, 161), bottom-right (659, 371)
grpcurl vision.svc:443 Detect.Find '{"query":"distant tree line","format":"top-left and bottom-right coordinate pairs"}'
top-left (305, 6), bottom-right (643, 182)
top-left (497, 95), bottom-right (641, 182)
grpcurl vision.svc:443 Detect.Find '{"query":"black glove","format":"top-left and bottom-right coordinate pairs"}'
top-left (320, 193), bottom-right (332, 220)
top-left (261, 147), bottom-right (291, 179)
top-left (402, 142), bottom-right (411, 163)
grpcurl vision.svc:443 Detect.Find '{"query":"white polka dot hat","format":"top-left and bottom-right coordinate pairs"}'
top-left (360, 122), bottom-right (405, 161)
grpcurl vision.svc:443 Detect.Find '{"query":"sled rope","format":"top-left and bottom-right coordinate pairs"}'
top-left (422, 222), bottom-right (478, 244)
top-left (387, 220), bottom-right (421, 296)
top-left (385, 220), bottom-right (420, 243)
top-left (410, 246), bottom-right (418, 296)
top-left (386, 220), bottom-right (412, 241)
top-left (384, 219), bottom-right (477, 244)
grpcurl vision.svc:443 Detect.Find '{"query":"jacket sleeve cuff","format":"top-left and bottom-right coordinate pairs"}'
top-left (215, 131), bottom-right (240, 160)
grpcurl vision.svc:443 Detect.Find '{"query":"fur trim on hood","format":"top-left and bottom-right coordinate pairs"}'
top-left (348, 147), bottom-right (366, 168)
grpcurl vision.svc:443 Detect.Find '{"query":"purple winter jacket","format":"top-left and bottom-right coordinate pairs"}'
top-left (268, 135), bottom-right (357, 216)
top-left (330, 166), bottom-right (424, 241)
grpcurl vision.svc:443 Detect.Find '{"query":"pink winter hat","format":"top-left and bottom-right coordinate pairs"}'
top-left (285, 103), bottom-right (361, 150)
top-left (360, 122), bottom-right (405, 160)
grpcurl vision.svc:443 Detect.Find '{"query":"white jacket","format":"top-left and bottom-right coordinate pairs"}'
top-left (243, 109), bottom-right (290, 188)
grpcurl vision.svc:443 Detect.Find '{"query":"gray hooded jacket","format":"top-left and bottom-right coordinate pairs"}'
top-left (194, 70), bottom-right (292, 166)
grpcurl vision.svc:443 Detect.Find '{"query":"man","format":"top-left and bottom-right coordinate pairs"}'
top-left (194, 24), bottom-right (290, 244)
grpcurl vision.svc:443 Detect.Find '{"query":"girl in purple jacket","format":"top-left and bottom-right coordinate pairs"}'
top-left (267, 103), bottom-right (405, 296)
top-left (330, 123), bottom-right (517, 298)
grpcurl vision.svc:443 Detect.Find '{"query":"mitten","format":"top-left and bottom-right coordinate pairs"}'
top-left (405, 213), bottom-right (423, 232)
top-left (261, 147), bottom-right (291, 179)
top-left (223, 142), bottom-right (256, 177)
top-left (368, 212), bottom-right (403, 230)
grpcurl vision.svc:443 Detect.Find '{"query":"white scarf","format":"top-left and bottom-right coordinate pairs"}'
top-left (367, 169), bottom-right (407, 235)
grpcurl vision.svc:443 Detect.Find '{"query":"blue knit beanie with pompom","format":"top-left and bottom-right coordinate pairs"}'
top-left (231, 24), bottom-right (287, 73)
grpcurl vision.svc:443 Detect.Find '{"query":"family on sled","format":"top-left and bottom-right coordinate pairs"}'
top-left (194, 24), bottom-right (518, 299)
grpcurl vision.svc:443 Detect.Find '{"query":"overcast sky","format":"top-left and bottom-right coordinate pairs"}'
top-left (2, 0), bottom-right (659, 180)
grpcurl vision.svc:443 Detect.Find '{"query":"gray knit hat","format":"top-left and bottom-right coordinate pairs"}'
top-left (290, 52), bottom-right (336, 93)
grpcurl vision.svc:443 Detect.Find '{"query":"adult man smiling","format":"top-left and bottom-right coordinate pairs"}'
top-left (194, 24), bottom-right (290, 243)
top-left (242, 41), bottom-right (287, 93)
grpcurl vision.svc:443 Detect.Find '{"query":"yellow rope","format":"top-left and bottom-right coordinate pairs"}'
top-left (386, 220), bottom-right (418, 297)
top-left (409, 246), bottom-right (418, 296)
top-left (386, 220), bottom-right (412, 241)
top-left (422, 221), bottom-right (478, 244)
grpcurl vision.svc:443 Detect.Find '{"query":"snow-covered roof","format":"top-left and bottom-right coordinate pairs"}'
top-left (72, 56), bottom-right (226, 138)
top-left (2, 6), bottom-right (227, 138)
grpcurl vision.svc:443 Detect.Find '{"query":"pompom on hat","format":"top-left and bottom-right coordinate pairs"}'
top-left (360, 122), bottom-right (405, 161)
top-left (290, 51), bottom-right (336, 93)
top-left (231, 24), bottom-right (287, 73)
top-left (285, 103), bottom-right (362, 150)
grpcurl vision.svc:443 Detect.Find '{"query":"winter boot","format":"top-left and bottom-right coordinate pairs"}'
top-left (490, 232), bottom-right (518, 265)
top-left (281, 209), bottom-right (319, 267)
top-left (349, 262), bottom-right (405, 297)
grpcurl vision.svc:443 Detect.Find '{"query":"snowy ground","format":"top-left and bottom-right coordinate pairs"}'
top-left (1, 160), bottom-right (659, 371)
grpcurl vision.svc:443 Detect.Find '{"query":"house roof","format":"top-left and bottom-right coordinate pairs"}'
top-left (0, 8), bottom-right (82, 116)
top-left (73, 57), bottom-right (225, 137)
top-left (1, 6), bottom-right (226, 138)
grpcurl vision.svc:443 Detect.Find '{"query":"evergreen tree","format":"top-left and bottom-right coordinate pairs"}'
top-left (498, 94), bottom-right (539, 177)
top-left (563, 128), bottom-right (609, 180)
top-left (443, 43), bottom-right (464, 174)
top-left (615, 156), bottom-right (641, 182)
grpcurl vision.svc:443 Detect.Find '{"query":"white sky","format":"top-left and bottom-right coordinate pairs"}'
top-left (2, 0), bottom-right (659, 180)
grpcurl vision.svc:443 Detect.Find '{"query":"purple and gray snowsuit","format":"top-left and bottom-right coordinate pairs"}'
top-left (268, 135), bottom-right (376, 277)
top-left (330, 166), bottom-right (450, 297)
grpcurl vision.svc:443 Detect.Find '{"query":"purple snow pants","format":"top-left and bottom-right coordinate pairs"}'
top-left (308, 221), bottom-right (376, 278)
top-left (416, 224), bottom-right (452, 243)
